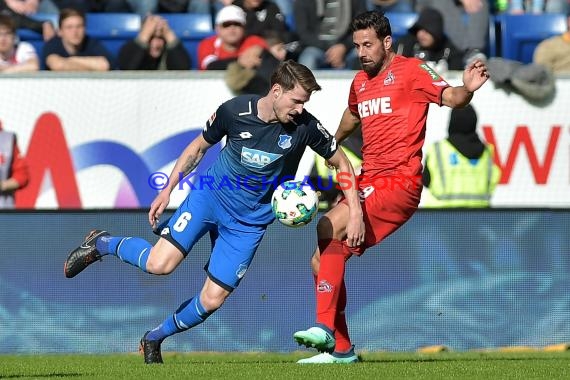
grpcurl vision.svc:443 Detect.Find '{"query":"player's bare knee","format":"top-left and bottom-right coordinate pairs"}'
top-left (200, 291), bottom-right (227, 311)
top-left (145, 244), bottom-right (183, 274)
top-left (145, 255), bottom-right (176, 275)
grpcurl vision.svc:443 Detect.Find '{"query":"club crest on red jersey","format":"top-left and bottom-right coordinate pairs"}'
top-left (384, 71), bottom-right (395, 86)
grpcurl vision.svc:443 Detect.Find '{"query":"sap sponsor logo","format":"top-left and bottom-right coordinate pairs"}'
top-left (241, 147), bottom-right (282, 168)
top-left (357, 97), bottom-right (392, 118)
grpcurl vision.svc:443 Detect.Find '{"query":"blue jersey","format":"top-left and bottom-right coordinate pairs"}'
top-left (201, 94), bottom-right (337, 225)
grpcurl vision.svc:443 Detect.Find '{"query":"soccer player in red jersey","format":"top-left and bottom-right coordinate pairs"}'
top-left (294, 10), bottom-right (489, 364)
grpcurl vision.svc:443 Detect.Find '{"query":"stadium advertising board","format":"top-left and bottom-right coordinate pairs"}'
top-left (1, 211), bottom-right (568, 353)
top-left (0, 74), bottom-right (568, 208)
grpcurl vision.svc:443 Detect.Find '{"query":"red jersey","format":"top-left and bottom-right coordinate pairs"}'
top-left (348, 55), bottom-right (450, 179)
top-left (0, 125), bottom-right (29, 188)
top-left (197, 35), bottom-right (268, 70)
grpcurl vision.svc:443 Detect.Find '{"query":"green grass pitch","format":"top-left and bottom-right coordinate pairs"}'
top-left (1, 351), bottom-right (569, 380)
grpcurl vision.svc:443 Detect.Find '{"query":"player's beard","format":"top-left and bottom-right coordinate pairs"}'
top-left (361, 59), bottom-right (383, 77)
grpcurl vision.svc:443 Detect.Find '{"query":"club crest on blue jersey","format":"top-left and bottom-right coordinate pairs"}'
top-left (236, 263), bottom-right (248, 279)
top-left (241, 147), bottom-right (282, 168)
top-left (278, 134), bottom-right (292, 149)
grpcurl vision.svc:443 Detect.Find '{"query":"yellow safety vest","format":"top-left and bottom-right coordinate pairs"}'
top-left (423, 139), bottom-right (501, 208)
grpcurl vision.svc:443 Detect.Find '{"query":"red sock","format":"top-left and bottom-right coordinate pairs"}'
top-left (334, 280), bottom-right (352, 352)
top-left (316, 239), bottom-right (348, 331)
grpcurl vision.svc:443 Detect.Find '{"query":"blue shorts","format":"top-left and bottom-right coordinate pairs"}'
top-left (155, 189), bottom-right (266, 291)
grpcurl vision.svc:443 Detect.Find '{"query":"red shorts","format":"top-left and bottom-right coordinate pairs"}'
top-left (340, 178), bottom-right (421, 256)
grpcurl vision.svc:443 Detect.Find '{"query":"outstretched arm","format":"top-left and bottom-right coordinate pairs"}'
top-left (148, 134), bottom-right (213, 228)
top-left (442, 59), bottom-right (489, 108)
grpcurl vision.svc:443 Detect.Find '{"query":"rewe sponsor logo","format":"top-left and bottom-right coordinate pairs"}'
top-left (357, 97), bottom-right (392, 118)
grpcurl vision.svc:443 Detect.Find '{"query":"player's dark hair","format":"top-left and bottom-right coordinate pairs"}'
top-left (351, 11), bottom-right (392, 39)
top-left (271, 60), bottom-right (321, 94)
top-left (59, 8), bottom-right (86, 29)
top-left (0, 15), bottom-right (16, 34)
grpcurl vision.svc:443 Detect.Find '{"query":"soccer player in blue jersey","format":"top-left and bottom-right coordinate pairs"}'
top-left (64, 60), bottom-right (365, 364)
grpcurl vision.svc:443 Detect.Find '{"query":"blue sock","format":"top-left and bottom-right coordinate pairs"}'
top-left (146, 296), bottom-right (213, 342)
top-left (96, 235), bottom-right (123, 256)
top-left (97, 236), bottom-right (152, 272)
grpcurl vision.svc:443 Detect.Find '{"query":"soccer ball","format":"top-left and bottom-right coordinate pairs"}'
top-left (271, 180), bottom-right (319, 227)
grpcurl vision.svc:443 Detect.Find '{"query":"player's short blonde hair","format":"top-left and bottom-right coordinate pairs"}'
top-left (271, 60), bottom-right (321, 94)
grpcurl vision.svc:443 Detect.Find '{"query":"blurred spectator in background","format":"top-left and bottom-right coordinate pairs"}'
top-left (533, 9), bottom-right (570, 74)
top-left (294, 0), bottom-right (368, 70)
top-left (118, 14), bottom-right (191, 70)
top-left (415, 0), bottom-right (489, 66)
top-left (395, 7), bottom-right (464, 72)
top-left (0, 1), bottom-right (56, 40)
top-left (39, 0), bottom-right (159, 14)
top-left (233, 0), bottom-right (291, 41)
top-left (156, 0), bottom-right (189, 12)
top-left (369, 0), bottom-right (415, 12)
top-left (271, 0), bottom-right (292, 17)
top-left (422, 104), bottom-right (501, 208)
top-left (0, 14), bottom-right (39, 72)
top-left (157, 0), bottom-right (211, 13)
top-left (492, 0), bottom-right (509, 13)
top-left (88, 0), bottom-right (133, 12)
top-left (225, 29), bottom-right (285, 95)
top-left (197, 4), bottom-right (267, 70)
top-left (0, 121), bottom-right (29, 209)
top-left (265, 29), bottom-right (286, 60)
top-left (42, 8), bottom-right (115, 71)
top-left (45, 0), bottom-right (133, 13)
top-left (41, 0), bottom-right (211, 15)
top-left (125, 0), bottom-right (158, 16)
top-left (4, 0), bottom-right (49, 15)
top-left (508, 0), bottom-right (569, 13)
top-left (210, 0), bottom-right (233, 13)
